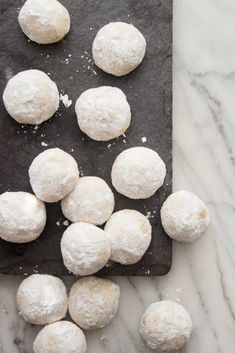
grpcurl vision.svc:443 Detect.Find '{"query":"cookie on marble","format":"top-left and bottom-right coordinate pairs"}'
top-left (0, 191), bottom-right (46, 243)
top-left (3, 69), bottom-right (59, 125)
top-left (61, 222), bottom-right (111, 276)
top-left (29, 148), bottom-right (79, 203)
top-left (75, 86), bottom-right (131, 141)
top-left (33, 321), bottom-right (87, 353)
top-left (111, 147), bottom-right (166, 199)
top-left (61, 176), bottom-right (115, 225)
top-left (69, 277), bottom-right (120, 330)
top-left (160, 190), bottom-right (210, 242)
top-left (140, 300), bottom-right (193, 352)
top-left (104, 209), bottom-right (152, 265)
top-left (18, 0), bottom-right (70, 44)
top-left (92, 22), bottom-right (146, 76)
top-left (17, 274), bottom-right (68, 325)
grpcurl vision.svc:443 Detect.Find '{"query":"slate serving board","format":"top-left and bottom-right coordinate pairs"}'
top-left (0, 0), bottom-right (172, 276)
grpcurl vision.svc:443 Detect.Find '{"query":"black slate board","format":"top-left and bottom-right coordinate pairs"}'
top-left (0, 0), bottom-right (172, 276)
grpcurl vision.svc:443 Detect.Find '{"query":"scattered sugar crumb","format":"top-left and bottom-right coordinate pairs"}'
top-left (176, 287), bottom-right (182, 294)
top-left (123, 139), bottom-right (126, 144)
top-left (145, 269), bottom-right (151, 275)
top-left (107, 143), bottom-right (112, 149)
top-left (146, 211), bottom-right (155, 219)
top-left (63, 220), bottom-right (69, 226)
top-left (41, 141), bottom-right (48, 147)
top-left (34, 125), bottom-right (39, 130)
top-left (60, 93), bottom-right (72, 108)
top-left (71, 148), bottom-right (74, 152)
top-left (123, 132), bottom-right (126, 138)
top-left (68, 54), bottom-right (72, 57)
top-left (56, 221), bottom-right (60, 226)
top-left (2, 303), bottom-right (8, 314)
top-left (100, 335), bottom-right (107, 341)
top-left (141, 136), bottom-right (147, 143)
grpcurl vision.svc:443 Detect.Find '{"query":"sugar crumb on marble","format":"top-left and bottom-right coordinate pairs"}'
top-left (2, 303), bottom-right (8, 314)
top-left (63, 220), bottom-right (69, 226)
top-left (100, 335), bottom-right (107, 341)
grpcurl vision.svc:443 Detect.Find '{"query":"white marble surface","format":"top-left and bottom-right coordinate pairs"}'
top-left (1, 0), bottom-right (235, 352)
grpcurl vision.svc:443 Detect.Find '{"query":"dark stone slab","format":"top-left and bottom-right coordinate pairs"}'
top-left (0, 0), bottom-right (172, 276)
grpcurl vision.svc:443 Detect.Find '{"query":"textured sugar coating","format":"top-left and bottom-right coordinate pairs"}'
top-left (75, 86), bottom-right (131, 141)
top-left (160, 190), bottom-right (210, 242)
top-left (105, 209), bottom-right (152, 265)
top-left (0, 191), bottom-right (46, 243)
top-left (111, 147), bottom-right (166, 199)
top-left (61, 222), bottom-right (111, 276)
top-left (18, 0), bottom-right (70, 44)
top-left (29, 148), bottom-right (79, 203)
top-left (17, 274), bottom-right (68, 325)
top-left (61, 176), bottom-right (115, 225)
top-left (3, 69), bottom-right (59, 125)
top-left (33, 321), bottom-right (87, 353)
top-left (140, 300), bottom-right (193, 352)
top-left (92, 22), bottom-right (146, 76)
top-left (69, 277), bottom-right (120, 330)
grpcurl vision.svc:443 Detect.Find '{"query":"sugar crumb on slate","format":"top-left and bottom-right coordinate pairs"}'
top-left (59, 93), bottom-right (72, 108)
top-left (41, 141), bottom-right (48, 147)
top-left (141, 136), bottom-right (147, 143)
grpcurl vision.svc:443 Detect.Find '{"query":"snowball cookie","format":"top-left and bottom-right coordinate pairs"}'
top-left (61, 222), bottom-right (111, 276)
top-left (105, 209), bottom-right (151, 265)
top-left (17, 274), bottom-right (68, 325)
top-left (111, 147), bottom-right (166, 199)
top-left (3, 69), bottom-right (59, 125)
top-left (29, 148), bottom-right (79, 203)
top-left (92, 22), bottom-right (146, 76)
top-left (61, 176), bottom-right (115, 225)
top-left (75, 86), bottom-right (131, 141)
top-left (160, 190), bottom-right (210, 243)
top-left (0, 192), bottom-right (46, 243)
top-left (33, 321), bottom-right (87, 353)
top-left (140, 300), bottom-right (193, 352)
top-left (69, 277), bottom-right (120, 330)
top-left (18, 0), bottom-right (70, 44)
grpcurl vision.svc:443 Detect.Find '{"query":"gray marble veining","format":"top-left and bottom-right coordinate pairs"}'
top-left (0, 0), bottom-right (235, 352)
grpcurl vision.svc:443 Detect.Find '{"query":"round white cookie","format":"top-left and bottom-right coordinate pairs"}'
top-left (0, 191), bottom-right (46, 243)
top-left (69, 277), bottom-right (120, 330)
top-left (92, 22), bottom-right (146, 76)
top-left (3, 69), bottom-right (59, 125)
top-left (160, 190), bottom-right (210, 242)
top-left (18, 0), bottom-right (70, 44)
top-left (33, 321), bottom-right (87, 353)
top-left (105, 209), bottom-right (152, 265)
top-left (17, 274), bottom-right (68, 325)
top-left (61, 222), bottom-right (111, 276)
top-left (61, 176), bottom-right (115, 225)
top-left (29, 148), bottom-right (79, 203)
top-left (75, 86), bottom-right (131, 141)
top-left (111, 147), bottom-right (166, 199)
top-left (140, 300), bottom-right (193, 352)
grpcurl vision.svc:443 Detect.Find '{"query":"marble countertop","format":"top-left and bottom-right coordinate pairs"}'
top-left (1, 0), bottom-right (235, 352)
